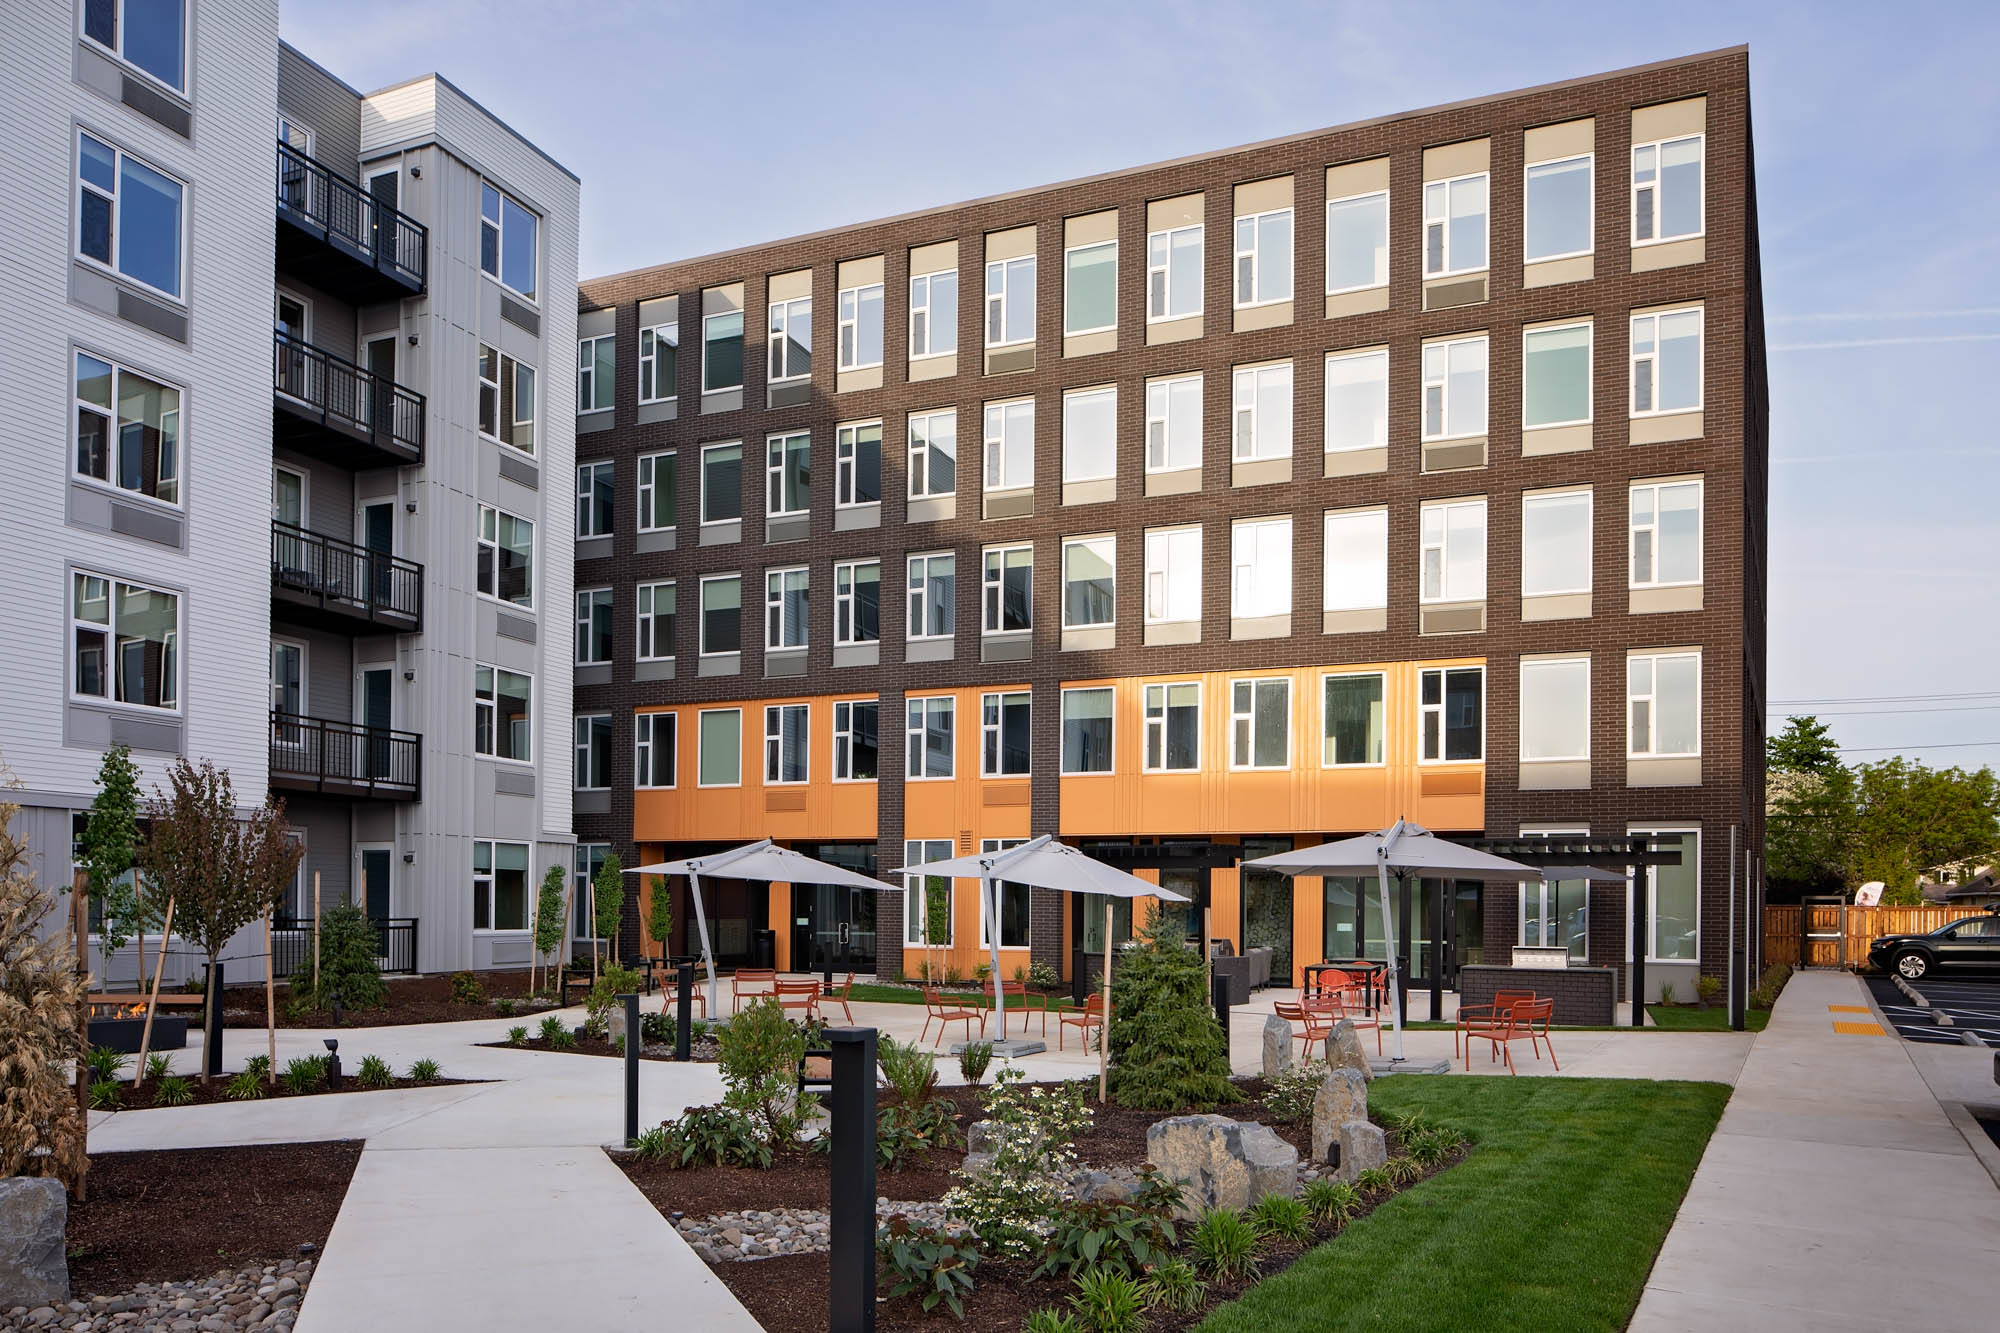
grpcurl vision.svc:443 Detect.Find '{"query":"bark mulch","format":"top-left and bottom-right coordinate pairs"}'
top-left (219, 968), bottom-right (549, 1028)
top-left (65, 1142), bottom-right (363, 1296)
top-left (98, 1072), bottom-right (475, 1111)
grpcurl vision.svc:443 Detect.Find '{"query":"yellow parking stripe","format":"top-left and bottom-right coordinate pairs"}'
top-left (1828, 1004), bottom-right (1869, 1013)
top-left (1832, 1021), bottom-right (1885, 1036)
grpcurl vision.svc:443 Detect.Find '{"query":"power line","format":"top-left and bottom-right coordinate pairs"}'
top-left (1770, 691), bottom-right (2000, 706)
top-left (1766, 704), bottom-right (2000, 717)
top-left (1834, 741), bottom-right (2000, 753)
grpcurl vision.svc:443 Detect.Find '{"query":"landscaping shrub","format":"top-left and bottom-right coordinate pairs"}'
top-left (1406, 1125), bottom-right (1464, 1167)
top-left (1694, 974), bottom-right (1722, 1009)
top-left (651, 1104), bottom-right (771, 1168)
top-left (1657, 982), bottom-right (1677, 1006)
top-left (877, 1216), bottom-right (980, 1320)
top-left (584, 963), bottom-right (643, 1038)
top-left (1300, 1178), bottom-right (1359, 1227)
top-left (356, 1055), bottom-right (394, 1089)
top-left (244, 1055), bottom-right (271, 1079)
top-left (1385, 1156), bottom-right (1423, 1186)
top-left (641, 1010), bottom-right (676, 1044)
top-left (89, 1079), bottom-right (121, 1110)
top-left (1750, 962), bottom-right (1793, 1010)
top-left (1137, 1257), bottom-right (1205, 1315)
top-left (1248, 1193), bottom-right (1310, 1243)
top-left (943, 1067), bottom-right (1093, 1260)
top-left (450, 970), bottom-right (486, 1005)
top-left (407, 1057), bottom-right (443, 1082)
top-left (538, 1014), bottom-right (568, 1044)
top-left (1261, 1066), bottom-right (1322, 1126)
top-left (151, 1074), bottom-right (193, 1107)
top-left (1069, 1265), bottom-right (1146, 1333)
top-left (281, 1055), bottom-right (327, 1094)
top-left (87, 1045), bottom-right (130, 1081)
top-left (593, 853), bottom-right (627, 961)
top-left (1188, 1207), bottom-right (1259, 1283)
top-left (1, 790), bottom-right (92, 1187)
top-left (717, 996), bottom-right (808, 1148)
top-left (143, 1052), bottom-right (172, 1082)
top-left (495, 997), bottom-right (517, 1018)
top-left (224, 1070), bottom-right (267, 1101)
top-left (506, 1025), bottom-right (529, 1047)
top-left (629, 1125), bottom-right (671, 1160)
top-left (1034, 1198), bottom-right (1176, 1279)
top-left (288, 903), bottom-right (385, 1015)
top-left (958, 1039), bottom-right (994, 1086)
top-left (1028, 961), bottom-right (1061, 992)
top-left (1023, 1310), bottom-right (1083, 1333)
top-left (1106, 909), bottom-right (1232, 1111)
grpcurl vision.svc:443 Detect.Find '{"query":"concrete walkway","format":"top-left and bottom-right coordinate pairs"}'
top-left (1630, 969), bottom-right (2000, 1333)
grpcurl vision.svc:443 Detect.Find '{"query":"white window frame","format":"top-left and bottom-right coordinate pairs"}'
top-left (1520, 488), bottom-right (1594, 597)
top-left (1059, 687), bottom-right (1116, 776)
top-left (72, 348), bottom-right (184, 508)
top-left (1231, 361), bottom-right (1294, 462)
top-left (476, 345), bottom-right (536, 453)
top-left (577, 335), bottom-right (614, 415)
top-left (764, 566), bottom-right (809, 651)
top-left (1320, 670), bottom-right (1388, 769)
top-left (1061, 535), bottom-right (1115, 630)
top-left (1627, 652), bottom-right (1702, 759)
top-left (1145, 223), bottom-right (1203, 322)
top-left (1519, 825), bottom-right (1590, 955)
top-left (635, 710), bottom-right (676, 790)
top-left (980, 690), bottom-right (1032, 778)
top-left (837, 282), bottom-right (885, 371)
top-left (637, 450), bottom-right (676, 531)
top-left (81, 0), bottom-right (190, 94)
top-left (636, 580), bottom-right (675, 661)
top-left (1519, 657), bottom-right (1592, 763)
top-left (473, 663), bottom-right (534, 764)
top-left (1324, 347), bottom-right (1389, 454)
top-left (479, 181), bottom-right (539, 302)
top-left (905, 697), bottom-right (955, 780)
top-left (1063, 240), bottom-right (1117, 336)
top-left (1144, 525), bottom-right (1202, 626)
top-left (697, 573), bottom-right (741, 658)
top-left (1418, 498), bottom-right (1486, 605)
top-left (471, 840), bottom-right (532, 934)
top-left (1324, 189), bottom-right (1389, 295)
top-left (1524, 153), bottom-right (1595, 263)
top-left (767, 296), bottom-right (812, 383)
top-left (576, 460), bottom-right (614, 539)
top-left (981, 543), bottom-right (1034, 636)
top-left (1421, 336), bottom-right (1489, 441)
top-left (832, 700), bottom-right (878, 782)
top-left (1521, 321), bottom-right (1594, 429)
top-left (1228, 677), bottom-right (1292, 772)
top-left (833, 560), bottom-right (880, 646)
top-left (1422, 171), bottom-right (1489, 278)
top-left (476, 504), bottom-right (536, 608)
top-left (638, 322), bottom-right (678, 403)
top-left (1142, 681), bottom-right (1201, 773)
top-left (907, 409), bottom-right (957, 500)
top-left (835, 420), bottom-right (882, 508)
top-left (1144, 373), bottom-right (1202, 474)
top-left (696, 707), bottom-right (743, 788)
top-left (909, 269), bottom-right (958, 359)
top-left (906, 551), bottom-right (955, 641)
top-left (903, 838), bottom-right (955, 947)
top-left (68, 568), bottom-right (181, 713)
top-left (1323, 507), bottom-right (1389, 613)
top-left (76, 130), bottom-right (186, 302)
top-left (1061, 385), bottom-right (1117, 484)
top-left (574, 714), bottom-right (611, 791)
top-left (699, 442), bottom-right (742, 527)
top-left (1418, 665), bottom-right (1485, 764)
top-left (1631, 134), bottom-right (1706, 246)
top-left (1631, 826), bottom-right (1701, 964)
top-left (984, 254), bottom-right (1036, 349)
top-left (982, 398), bottom-right (1035, 493)
top-left (1230, 516), bottom-right (1292, 620)
top-left (1232, 206), bottom-right (1294, 308)
top-left (765, 431), bottom-right (810, 518)
top-left (574, 587), bottom-right (612, 665)
top-left (978, 838), bottom-right (1033, 950)
top-left (1629, 478), bottom-right (1705, 590)
top-left (764, 703), bottom-right (810, 786)
top-left (1629, 307), bottom-right (1704, 417)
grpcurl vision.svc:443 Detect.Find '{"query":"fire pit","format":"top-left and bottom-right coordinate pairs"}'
top-left (88, 1002), bottom-right (188, 1053)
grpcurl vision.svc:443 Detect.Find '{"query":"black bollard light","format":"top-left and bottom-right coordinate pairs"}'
top-left (204, 961), bottom-right (224, 1079)
top-left (675, 960), bottom-right (694, 1062)
top-left (322, 1037), bottom-right (342, 1089)
top-left (1212, 973), bottom-right (1232, 1062)
top-left (820, 1028), bottom-right (877, 1333)
top-left (621, 991), bottom-right (641, 1145)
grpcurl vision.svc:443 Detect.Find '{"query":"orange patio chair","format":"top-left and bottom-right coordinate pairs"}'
top-left (1275, 999), bottom-right (1334, 1060)
top-left (1311, 989), bottom-right (1383, 1055)
top-left (984, 978), bottom-right (1040, 1037)
top-left (920, 985), bottom-right (985, 1048)
top-left (1057, 993), bottom-right (1105, 1051)
top-left (659, 970), bottom-right (707, 1018)
top-left (1465, 996), bottom-right (1559, 1074)
top-left (774, 977), bottom-right (822, 1022)
top-left (730, 967), bottom-right (777, 1014)
top-left (1455, 989), bottom-right (1537, 1058)
top-left (822, 971), bottom-right (856, 1024)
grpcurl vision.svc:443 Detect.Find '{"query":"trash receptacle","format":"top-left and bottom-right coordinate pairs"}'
top-left (753, 928), bottom-right (777, 970)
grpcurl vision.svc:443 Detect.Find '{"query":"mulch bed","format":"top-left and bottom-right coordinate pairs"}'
top-left (66, 1141), bottom-right (363, 1296)
top-left (477, 1031), bottom-right (720, 1064)
top-left (219, 969), bottom-right (550, 1028)
top-left (97, 1072), bottom-right (475, 1111)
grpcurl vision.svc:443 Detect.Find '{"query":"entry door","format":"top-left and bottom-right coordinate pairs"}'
top-left (270, 640), bottom-right (305, 742)
top-left (367, 168), bottom-right (400, 267)
top-left (275, 293), bottom-right (311, 399)
top-left (355, 668), bottom-right (393, 781)
top-left (359, 500), bottom-right (395, 607)
top-left (1239, 836), bottom-right (1295, 986)
top-left (363, 335), bottom-right (397, 433)
top-left (358, 845), bottom-right (392, 921)
top-left (273, 467), bottom-right (307, 572)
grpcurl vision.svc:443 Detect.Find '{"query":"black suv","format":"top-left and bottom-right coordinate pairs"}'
top-left (1868, 913), bottom-right (2000, 980)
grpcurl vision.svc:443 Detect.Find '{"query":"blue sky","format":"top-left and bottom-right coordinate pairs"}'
top-left (285, 0), bottom-right (2000, 773)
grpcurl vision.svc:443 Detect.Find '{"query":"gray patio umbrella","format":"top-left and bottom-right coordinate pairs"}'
top-left (627, 839), bottom-right (895, 1015)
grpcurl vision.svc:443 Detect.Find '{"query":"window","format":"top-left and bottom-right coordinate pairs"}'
top-left (636, 581), bottom-right (675, 660)
top-left (82, 0), bottom-right (187, 92)
top-left (834, 561), bottom-right (880, 645)
top-left (575, 588), bottom-right (612, 664)
top-left (833, 701), bottom-right (878, 780)
top-left (765, 432), bottom-right (809, 517)
top-left (701, 443), bottom-right (742, 525)
top-left (907, 409), bottom-right (957, 498)
top-left (1630, 479), bottom-right (1703, 587)
top-left (1323, 672), bottom-right (1385, 766)
top-left (1062, 536), bottom-right (1114, 629)
top-left (703, 310), bottom-right (745, 392)
top-left (1630, 309), bottom-right (1703, 415)
top-left (836, 421), bottom-right (882, 506)
top-left (77, 132), bottom-right (184, 299)
top-left (1324, 349), bottom-right (1387, 454)
top-left (479, 182), bottom-right (537, 300)
top-left (1230, 678), bottom-right (1290, 770)
top-left (765, 567), bottom-right (808, 650)
top-left (73, 351), bottom-right (180, 504)
top-left (1423, 172), bottom-right (1488, 276)
top-left (1146, 223), bottom-right (1202, 320)
top-left (906, 552), bottom-right (955, 639)
top-left (1323, 508), bottom-right (1388, 613)
top-left (1633, 135), bottom-right (1704, 244)
top-left (473, 665), bottom-right (532, 761)
top-left (1525, 154), bottom-right (1593, 261)
top-left (477, 346), bottom-right (536, 453)
top-left (576, 461), bottom-right (614, 538)
top-left (903, 838), bottom-right (954, 947)
top-left (1326, 190), bottom-right (1389, 293)
top-left (639, 323), bottom-right (678, 402)
top-left (471, 841), bottom-right (529, 931)
top-left (1521, 489), bottom-right (1592, 596)
top-left (1418, 499), bottom-right (1486, 603)
top-left (1144, 374), bottom-right (1201, 473)
top-left (573, 843), bottom-right (609, 940)
top-left (838, 283), bottom-right (884, 370)
top-left (1231, 517), bottom-right (1291, 619)
top-left (1522, 323), bottom-right (1592, 428)
top-left (981, 691), bottom-right (1031, 777)
top-left (985, 255), bottom-right (1036, 347)
top-left (1062, 688), bottom-right (1114, 774)
top-left (1628, 652), bottom-right (1700, 757)
top-left (768, 296), bottom-right (811, 382)
top-left (577, 335), bottom-right (614, 414)
top-left (909, 269), bottom-right (958, 357)
top-left (1233, 207), bottom-right (1293, 306)
top-left (1636, 828), bottom-right (1699, 961)
top-left (764, 703), bottom-right (809, 784)
top-left (1231, 362), bottom-right (1293, 461)
top-left (636, 712), bottom-right (676, 784)
top-left (1064, 240), bottom-right (1117, 335)
top-left (1421, 337), bottom-right (1488, 440)
top-left (979, 839), bottom-right (1032, 949)
top-left (70, 571), bottom-right (177, 710)
top-left (574, 714), bottom-right (611, 789)
top-left (1419, 666), bottom-right (1483, 762)
top-left (699, 575), bottom-right (741, 655)
top-left (1519, 828), bottom-right (1589, 959)
top-left (1521, 657), bottom-right (1590, 761)
top-left (477, 505), bottom-right (535, 607)
top-left (1143, 682), bottom-right (1200, 771)
top-left (638, 451), bottom-right (677, 530)
top-left (982, 545), bottom-right (1033, 634)
top-left (906, 697), bottom-right (954, 778)
top-left (1144, 525), bottom-right (1201, 625)
top-left (1062, 386), bottom-right (1116, 483)
top-left (697, 708), bottom-right (742, 786)
top-left (982, 399), bottom-right (1034, 492)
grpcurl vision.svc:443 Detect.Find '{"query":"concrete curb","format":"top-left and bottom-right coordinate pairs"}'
top-left (1939, 1098), bottom-right (2000, 1191)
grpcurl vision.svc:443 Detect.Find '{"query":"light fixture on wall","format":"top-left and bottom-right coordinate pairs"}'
top-left (402, 670), bottom-right (415, 682)
top-left (404, 501), bottom-right (417, 514)
top-left (402, 852), bottom-right (415, 864)
top-left (407, 333), bottom-right (419, 346)
top-left (409, 166), bottom-right (421, 179)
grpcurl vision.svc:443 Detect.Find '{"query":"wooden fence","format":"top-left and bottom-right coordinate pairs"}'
top-left (1763, 904), bottom-right (1991, 969)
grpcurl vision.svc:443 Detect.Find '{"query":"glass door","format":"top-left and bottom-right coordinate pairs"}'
top-left (355, 667), bottom-right (392, 782)
top-left (270, 641), bottom-right (305, 747)
top-left (358, 846), bottom-right (392, 921)
top-left (1239, 836), bottom-right (1295, 987)
top-left (359, 499), bottom-right (395, 608)
top-left (275, 293), bottom-right (311, 399)
top-left (363, 335), bottom-right (397, 433)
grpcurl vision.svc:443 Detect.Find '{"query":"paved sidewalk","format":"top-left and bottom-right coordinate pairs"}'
top-left (1629, 969), bottom-right (2000, 1333)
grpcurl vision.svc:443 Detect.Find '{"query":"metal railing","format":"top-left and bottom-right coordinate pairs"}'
top-left (274, 334), bottom-right (425, 460)
top-left (268, 710), bottom-right (421, 798)
top-left (276, 140), bottom-right (428, 289)
top-left (272, 916), bottom-right (420, 977)
top-left (271, 521), bottom-right (423, 627)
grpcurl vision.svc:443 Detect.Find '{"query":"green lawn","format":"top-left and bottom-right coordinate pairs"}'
top-left (1645, 1003), bottom-right (1770, 1032)
top-left (1195, 1076), bottom-right (1729, 1333)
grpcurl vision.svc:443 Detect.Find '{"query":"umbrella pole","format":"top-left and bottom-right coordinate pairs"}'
top-left (1099, 896), bottom-right (1112, 1104)
top-left (689, 869), bottom-right (719, 1016)
top-left (983, 874), bottom-right (1005, 1042)
top-left (1376, 850), bottom-right (1405, 1063)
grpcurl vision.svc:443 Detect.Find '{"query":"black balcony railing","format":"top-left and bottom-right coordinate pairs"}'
top-left (273, 334), bottom-right (425, 466)
top-left (271, 522), bottom-right (423, 632)
top-left (273, 916), bottom-right (419, 976)
top-left (276, 141), bottom-right (427, 293)
top-left (269, 711), bottom-right (421, 800)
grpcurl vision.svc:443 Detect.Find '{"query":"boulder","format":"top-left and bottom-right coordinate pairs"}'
top-left (1261, 1013), bottom-right (1292, 1077)
top-left (1145, 1114), bottom-right (1299, 1219)
top-left (1334, 1120), bottom-right (1388, 1183)
top-left (1309, 1067), bottom-right (1369, 1162)
top-left (961, 1119), bottom-right (997, 1177)
top-left (0, 1178), bottom-right (68, 1308)
top-left (1328, 1018), bottom-right (1374, 1082)
top-left (1073, 1166), bottom-right (1142, 1204)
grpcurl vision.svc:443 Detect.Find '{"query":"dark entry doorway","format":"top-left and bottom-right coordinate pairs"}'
top-left (788, 843), bottom-right (879, 976)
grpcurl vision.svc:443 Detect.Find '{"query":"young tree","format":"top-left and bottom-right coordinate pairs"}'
top-left (1106, 903), bottom-right (1234, 1111)
top-left (1767, 715), bottom-right (1844, 776)
top-left (1764, 714), bottom-right (1858, 901)
top-left (77, 744), bottom-right (153, 956)
top-left (530, 864), bottom-right (566, 995)
top-left (644, 874), bottom-right (674, 960)
top-left (1, 786), bottom-right (91, 1190)
top-left (593, 852), bottom-right (626, 966)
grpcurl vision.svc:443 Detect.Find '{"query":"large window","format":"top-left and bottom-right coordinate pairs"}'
top-left (74, 351), bottom-right (180, 504)
top-left (82, 0), bottom-right (187, 92)
top-left (1322, 672), bottom-right (1385, 767)
top-left (474, 665), bottom-right (532, 762)
top-left (1630, 309), bottom-right (1703, 415)
top-left (574, 588), bottom-right (612, 664)
top-left (70, 571), bottom-right (177, 710)
top-left (908, 409), bottom-right (957, 499)
top-left (768, 296), bottom-right (812, 382)
top-left (78, 131), bottom-right (183, 299)
top-left (698, 708), bottom-right (742, 786)
top-left (1230, 678), bottom-right (1290, 770)
top-left (985, 255), bottom-right (1036, 347)
top-left (1421, 336), bottom-right (1488, 440)
top-left (766, 432), bottom-right (809, 517)
top-left (576, 460), bottom-right (614, 538)
top-left (1524, 154), bottom-right (1594, 261)
top-left (1146, 223), bottom-right (1202, 320)
top-left (903, 838), bottom-right (954, 947)
top-left (1324, 348), bottom-right (1388, 454)
top-left (703, 310), bottom-right (745, 392)
top-left (636, 581), bottom-right (675, 660)
top-left (834, 561), bottom-right (880, 645)
top-left (906, 553), bottom-right (954, 639)
top-left (1632, 136), bottom-right (1704, 244)
top-left (1628, 652), bottom-right (1700, 758)
top-left (700, 443), bottom-right (742, 525)
top-left (573, 843), bottom-right (609, 940)
top-left (637, 451), bottom-right (676, 530)
top-left (1143, 682), bottom-right (1200, 772)
top-left (765, 566), bottom-right (808, 650)
top-left (1231, 517), bottom-right (1291, 619)
top-left (909, 269), bottom-right (957, 358)
top-left (699, 575), bottom-right (741, 656)
top-left (1419, 499), bottom-right (1486, 604)
top-left (1061, 688), bottom-right (1114, 775)
top-left (639, 322), bottom-right (678, 402)
top-left (1326, 190), bottom-right (1389, 294)
top-left (764, 703), bottom-right (809, 784)
top-left (982, 545), bottom-right (1032, 635)
top-left (906, 697), bottom-right (954, 779)
top-left (1521, 489), bottom-right (1593, 597)
top-left (635, 711), bottom-right (676, 788)
top-left (1636, 829), bottom-right (1699, 961)
top-left (1324, 508), bottom-right (1388, 613)
top-left (1062, 386), bottom-right (1117, 483)
top-left (1520, 657), bottom-right (1590, 762)
top-left (577, 335), bottom-right (615, 414)
top-left (477, 346), bottom-right (536, 453)
top-left (1418, 666), bottom-right (1483, 762)
top-left (1233, 207), bottom-right (1293, 307)
top-left (1423, 172), bottom-right (1488, 276)
top-left (1064, 241), bottom-right (1117, 335)
top-left (836, 421), bottom-right (882, 506)
top-left (833, 700), bottom-right (878, 781)
top-left (479, 183), bottom-right (538, 300)
top-left (477, 505), bottom-right (535, 607)
top-left (979, 839), bottom-right (1032, 950)
top-left (1062, 536), bottom-right (1114, 629)
top-left (1522, 323), bottom-right (1592, 428)
top-left (982, 398), bottom-right (1034, 492)
top-left (574, 713), bottom-right (611, 789)
top-left (1518, 828), bottom-right (1589, 959)
top-left (1231, 362), bottom-right (1293, 461)
top-left (471, 841), bottom-right (529, 932)
top-left (838, 282), bottom-right (884, 370)
top-left (1145, 525), bottom-right (1201, 625)
top-left (1630, 479), bottom-right (1703, 588)
top-left (1145, 373), bottom-right (1201, 473)
top-left (981, 691), bottom-right (1031, 777)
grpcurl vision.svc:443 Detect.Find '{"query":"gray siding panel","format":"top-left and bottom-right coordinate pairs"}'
top-left (278, 44), bottom-right (363, 176)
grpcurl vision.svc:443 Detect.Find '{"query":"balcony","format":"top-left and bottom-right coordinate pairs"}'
top-left (275, 141), bottom-right (427, 300)
top-left (271, 522), bottom-right (423, 634)
top-left (273, 334), bottom-right (425, 469)
top-left (269, 711), bottom-right (421, 802)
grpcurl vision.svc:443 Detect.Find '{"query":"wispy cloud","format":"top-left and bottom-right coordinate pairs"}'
top-left (1770, 332), bottom-right (2000, 350)
top-left (1770, 308), bottom-right (2000, 321)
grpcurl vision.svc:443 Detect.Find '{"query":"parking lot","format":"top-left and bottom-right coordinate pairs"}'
top-left (1865, 973), bottom-right (2000, 1045)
